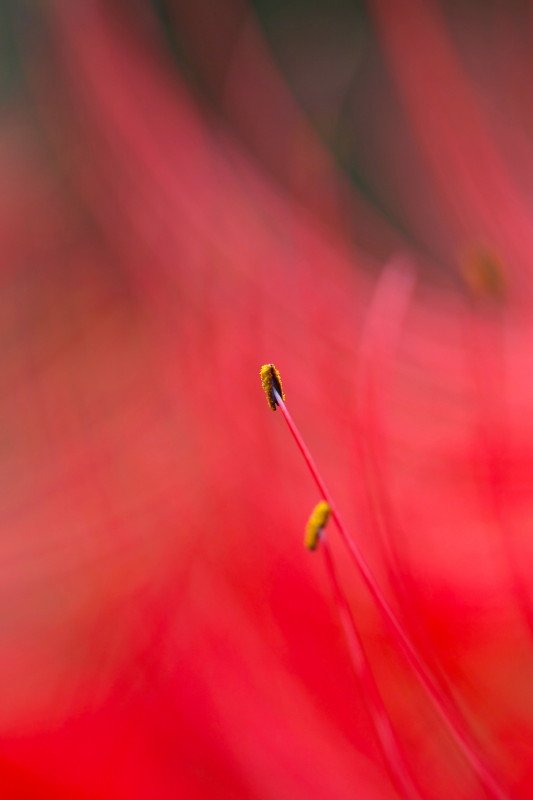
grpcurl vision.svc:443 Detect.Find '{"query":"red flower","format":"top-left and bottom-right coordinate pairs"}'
top-left (0, 1), bottom-right (532, 797)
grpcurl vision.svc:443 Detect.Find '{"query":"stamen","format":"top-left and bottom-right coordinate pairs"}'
top-left (305, 501), bottom-right (330, 550)
top-left (265, 367), bottom-right (511, 800)
top-left (461, 244), bottom-right (506, 302)
top-left (260, 363), bottom-right (285, 410)
top-left (320, 536), bottom-right (423, 799)
top-left (303, 499), bottom-right (422, 796)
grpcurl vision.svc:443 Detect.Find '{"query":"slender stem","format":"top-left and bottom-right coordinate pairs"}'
top-left (321, 537), bottom-right (423, 799)
top-left (275, 390), bottom-right (509, 800)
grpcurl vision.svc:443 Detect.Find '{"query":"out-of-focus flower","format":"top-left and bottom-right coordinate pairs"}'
top-left (0, 0), bottom-right (532, 798)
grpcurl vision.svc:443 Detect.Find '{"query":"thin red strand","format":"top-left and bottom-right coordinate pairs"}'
top-left (321, 537), bottom-right (423, 799)
top-left (275, 390), bottom-right (510, 800)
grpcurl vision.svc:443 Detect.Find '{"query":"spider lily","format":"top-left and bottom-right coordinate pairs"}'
top-left (0, 1), bottom-right (532, 798)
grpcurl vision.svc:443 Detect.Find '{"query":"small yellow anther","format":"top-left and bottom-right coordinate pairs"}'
top-left (460, 245), bottom-right (506, 302)
top-left (260, 363), bottom-right (285, 410)
top-left (305, 501), bottom-right (331, 551)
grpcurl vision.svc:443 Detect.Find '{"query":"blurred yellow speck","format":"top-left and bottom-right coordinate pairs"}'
top-left (460, 245), bottom-right (506, 302)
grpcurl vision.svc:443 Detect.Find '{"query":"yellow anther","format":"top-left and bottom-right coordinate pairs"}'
top-left (260, 363), bottom-right (285, 410)
top-left (460, 245), bottom-right (506, 302)
top-left (305, 501), bottom-right (331, 551)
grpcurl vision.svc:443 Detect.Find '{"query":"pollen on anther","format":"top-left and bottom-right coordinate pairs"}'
top-left (305, 501), bottom-right (331, 551)
top-left (460, 244), bottom-right (506, 302)
top-left (260, 363), bottom-right (285, 410)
